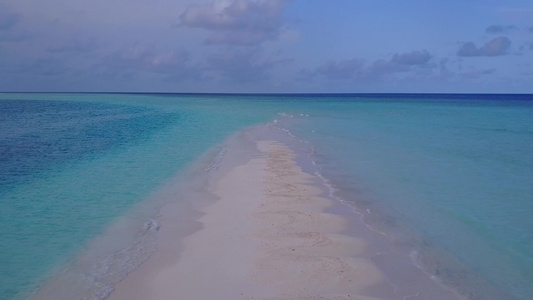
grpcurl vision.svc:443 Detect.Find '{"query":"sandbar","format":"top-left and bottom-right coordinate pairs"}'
top-left (108, 140), bottom-right (396, 299)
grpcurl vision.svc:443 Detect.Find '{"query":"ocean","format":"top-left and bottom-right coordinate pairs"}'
top-left (0, 93), bottom-right (531, 299)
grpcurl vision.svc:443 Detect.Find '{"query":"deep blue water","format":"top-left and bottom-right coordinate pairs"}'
top-left (0, 100), bottom-right (177, 188)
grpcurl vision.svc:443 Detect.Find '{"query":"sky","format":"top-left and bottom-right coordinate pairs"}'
top-left (1, 0), bottom-right (533, 93)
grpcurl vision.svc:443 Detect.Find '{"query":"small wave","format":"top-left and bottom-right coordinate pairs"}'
top-left (314, 170), bottom-right (338, 199)
top-left (205, 146), bottom-right (226, 173)
top-left (27, 216), bottom-right (161, 300)
top-left (85, 218), bottom-right (159, 299)
top-left (143, 218), bottom-right (160, 232)
top-left (272, 112), bottom-right (294, 124)
top-left (277, 112), bottom-right (294, 118)
top-left (274, 112), bottom-right (310, 123)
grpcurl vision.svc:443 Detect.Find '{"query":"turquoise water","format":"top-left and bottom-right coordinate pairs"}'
top-left (276, 97), bottom-right (533, 299)
top-left (0, 94), bottom-right (531, 299)
top-left (0, 94), bottom-right (278, 299)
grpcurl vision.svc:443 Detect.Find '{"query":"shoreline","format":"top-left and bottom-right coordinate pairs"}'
top-left (109, 140), bottom-right (390, 299)
top-left (24, 124), bottom-right (477, 300)
top-left (107, 132), bottom-right (465, 300)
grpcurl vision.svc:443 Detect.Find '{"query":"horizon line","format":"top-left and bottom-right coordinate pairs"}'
top-left (1, 92), bottom-right (533, 96)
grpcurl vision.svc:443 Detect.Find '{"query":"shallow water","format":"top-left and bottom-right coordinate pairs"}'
top-left (274, 96), bottom-right (533, 299)
top-left (0, 94), bottom-right (277, 299)
top-left (0, 93), bottom-right (531, 299)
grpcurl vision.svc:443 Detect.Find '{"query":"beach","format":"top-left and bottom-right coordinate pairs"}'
top-left (109, 140), bottom-right (380, 299)
top-left (107, 135), bottom-right (463, 300)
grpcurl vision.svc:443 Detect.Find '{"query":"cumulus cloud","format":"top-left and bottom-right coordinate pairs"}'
top-left (457, 37), bottom-right (511, 57)
top-left (207, 48), bottom-right (291, 82)
top-left (179, 0), bottom-right (290, 45)
top-left (316, 50), bottom-right (433, 81)
top-left (457, 42), bottom-right (479, 57)
top-left (485, 25), bottom-right (515, 34)
top-left (483, 37), bottom-right (512, 55)
top-left (391, 50), bottom-right (432, 66)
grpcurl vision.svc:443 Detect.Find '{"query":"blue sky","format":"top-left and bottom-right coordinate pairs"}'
top-left (1, 0), bottom-right (532, 93)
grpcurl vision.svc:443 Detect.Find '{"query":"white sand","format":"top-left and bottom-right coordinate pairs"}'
top-left (108, 141), bottom-right (389, 300)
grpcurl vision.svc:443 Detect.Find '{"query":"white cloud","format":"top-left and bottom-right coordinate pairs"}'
top-left (316, 50), bottom-right (433, 82)
top-left (457, 37), bottom-right (511, 57)
top-left (179, 0), bottom-right (290, 45)
top-left (391, 50), bottom-right (432, 66)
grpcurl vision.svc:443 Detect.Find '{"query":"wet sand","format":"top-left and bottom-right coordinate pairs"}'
top-left (108, 140), bottom-right (394, 299)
